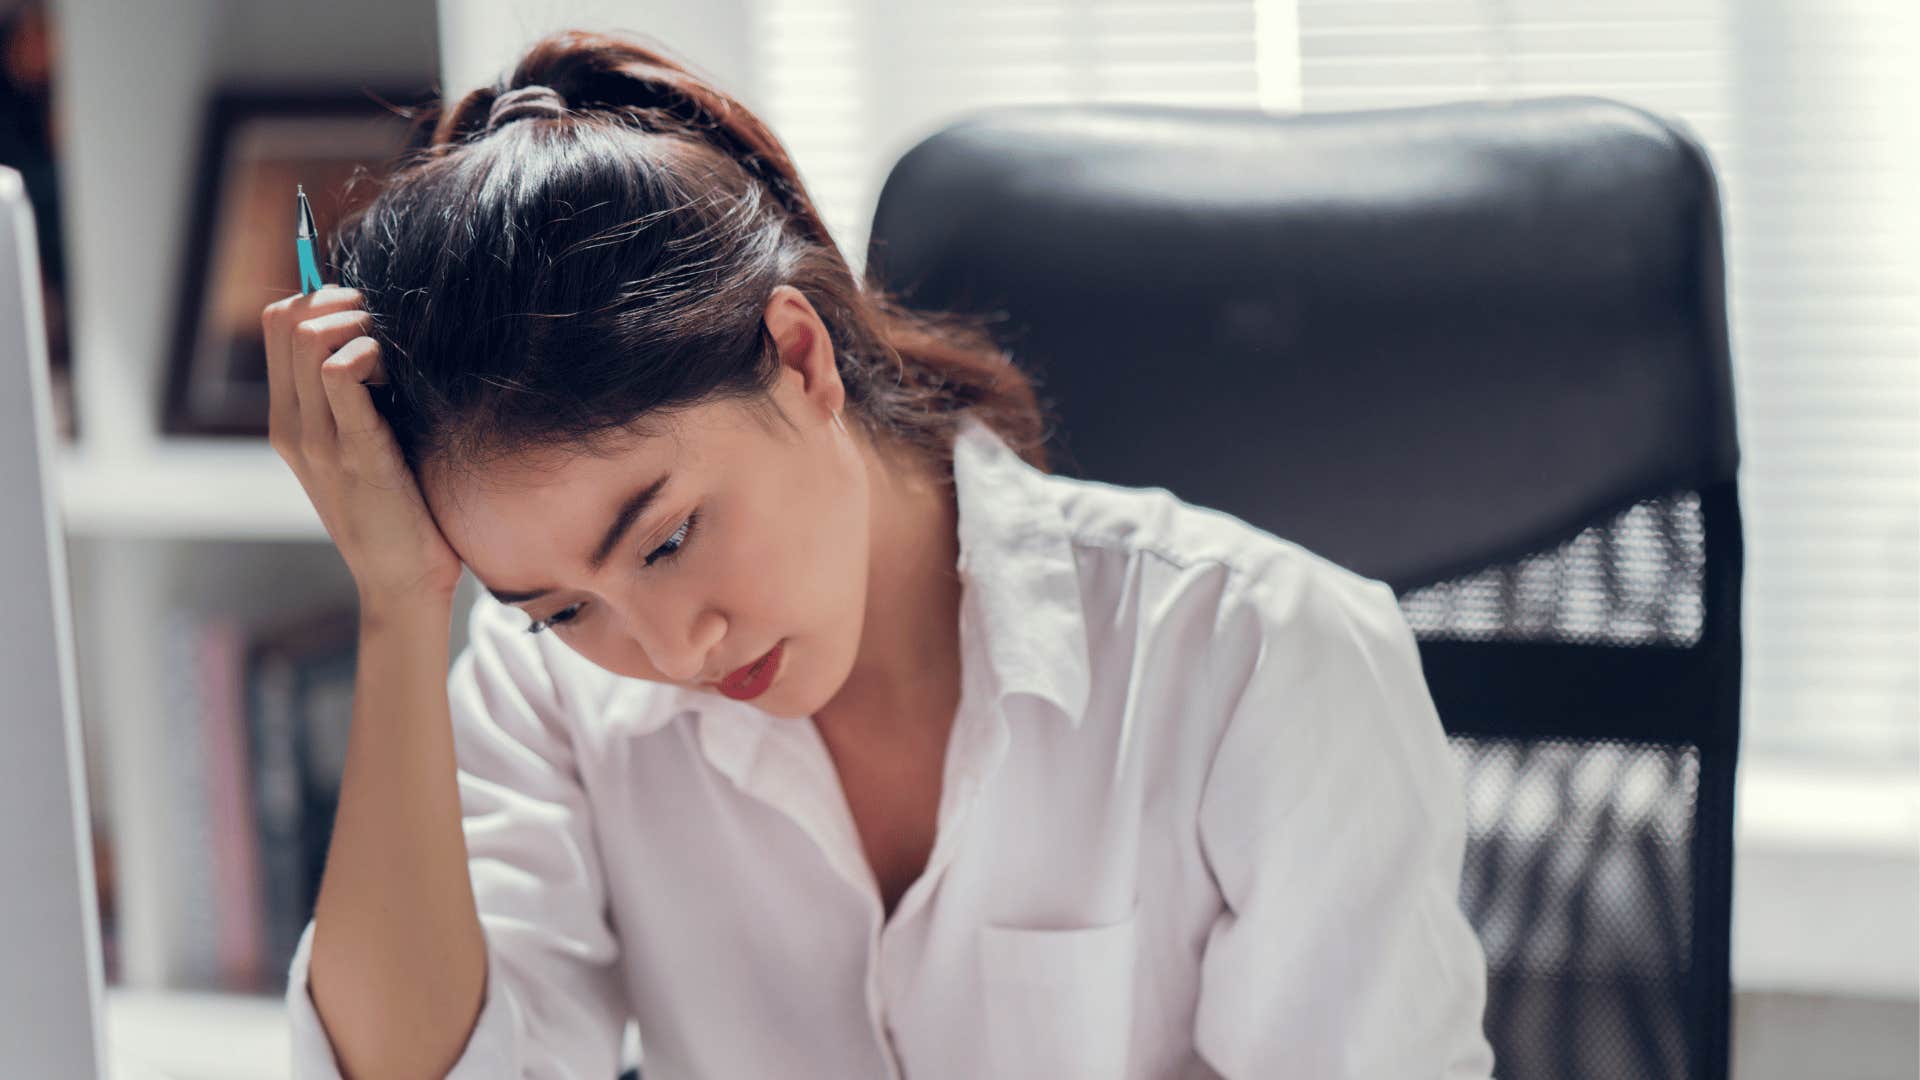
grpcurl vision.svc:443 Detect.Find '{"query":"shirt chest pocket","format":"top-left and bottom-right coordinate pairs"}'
top-left (978, 904), bottom-right (1139, 1079)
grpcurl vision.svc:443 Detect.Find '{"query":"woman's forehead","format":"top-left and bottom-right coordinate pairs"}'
top-left (425, 396), bottom-right (787, 515)
top-left (431, 438), bottom-right (679, 569)
top-left (445, 422), bottom-right (682, 493)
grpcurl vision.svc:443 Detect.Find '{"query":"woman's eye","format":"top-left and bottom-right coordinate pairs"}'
top-left (524, 511), bottom-right (700, 635)
top-left (644, 510), bottom-right (700, 568)
top-left (525, 603), bottom-right (582, 635)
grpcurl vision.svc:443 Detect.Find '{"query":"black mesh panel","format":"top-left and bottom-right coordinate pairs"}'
top-left (1399, 491), bottom-right (1721, 1080)
top-left (1451, 736), bottom-right (1700, 1078)
top-left (1401, 493), bottom-right (1705, 648)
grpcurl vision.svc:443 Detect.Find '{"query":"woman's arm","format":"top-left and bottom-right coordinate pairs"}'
top-left (1190, 568), bottom-right (1497, 1079)
top-left (305, 594), bottom-right (486, 1079)
top-left (286, 591), bottom-right (629, 1068)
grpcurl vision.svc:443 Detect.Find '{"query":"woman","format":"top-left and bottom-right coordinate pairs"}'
top-left (264, 27), bottom-right (1496, 1080)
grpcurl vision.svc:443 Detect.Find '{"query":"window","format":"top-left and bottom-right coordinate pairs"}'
top-left (1292, 0), bottom-right (1918, 763)
top-left (748, 0), bottom-right (1918, 762)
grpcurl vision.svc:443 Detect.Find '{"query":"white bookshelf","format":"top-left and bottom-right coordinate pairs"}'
top-left (59, 440), bottom-right (325, 541)
top-left (48, 0), bottom-right (748, 1010)
top-left (103, 989), bottom-right (288, 1080)
top-left (48, 0), bottom-right (443, 1002)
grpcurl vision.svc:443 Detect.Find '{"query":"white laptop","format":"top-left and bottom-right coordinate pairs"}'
top-left (0, 163), bottom-right (109, 1077)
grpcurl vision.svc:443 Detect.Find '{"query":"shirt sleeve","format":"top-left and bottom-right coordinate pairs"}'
top-left (285, 593), bottom-right (630, 1079)
top-left (1191, 567), bottom-right (1497, 1080)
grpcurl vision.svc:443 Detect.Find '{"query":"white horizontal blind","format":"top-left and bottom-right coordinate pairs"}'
top-left (1301, 0), bottom-right (1919, 763)
top-left (746, 0), bottom-right (1280, 281)
top-left (745, 0), bottom-right (1919, 763)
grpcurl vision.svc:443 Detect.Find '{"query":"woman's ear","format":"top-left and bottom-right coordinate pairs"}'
top-left (765, 285), bottom-right (845, 417)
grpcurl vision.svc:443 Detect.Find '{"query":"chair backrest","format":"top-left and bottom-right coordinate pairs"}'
top-left (866, 96), bottom-right (1743, 1080)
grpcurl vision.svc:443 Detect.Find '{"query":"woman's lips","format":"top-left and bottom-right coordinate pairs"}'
top-left (711, 641), bottom-right (783, 700)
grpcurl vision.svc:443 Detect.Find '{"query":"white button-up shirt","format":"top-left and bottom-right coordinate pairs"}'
top-left (286, 411), bottom-right (1497, 1079)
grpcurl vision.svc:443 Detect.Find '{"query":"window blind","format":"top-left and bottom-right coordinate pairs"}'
top-left (1295, 0), bottom-right (1919, 763)
top-left (747, 0), bottom-right (1273, 280)
top-left (746, 0), bottom-right (1919, 762)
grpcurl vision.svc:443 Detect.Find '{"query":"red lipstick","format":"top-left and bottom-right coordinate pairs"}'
top-left (711, 641), bottom-right (783, 701)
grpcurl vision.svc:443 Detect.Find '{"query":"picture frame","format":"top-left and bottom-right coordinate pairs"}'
top-left (162, 87), bottom-right (430, 437)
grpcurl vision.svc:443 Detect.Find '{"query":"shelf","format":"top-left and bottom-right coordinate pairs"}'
top-left (104, 987), bottom-right (288, 1080)
top-left (57, 439), bottom-right (328, 541)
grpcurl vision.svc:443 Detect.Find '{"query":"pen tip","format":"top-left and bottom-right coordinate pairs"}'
top-left (296, 184), bottom-right (317, 238)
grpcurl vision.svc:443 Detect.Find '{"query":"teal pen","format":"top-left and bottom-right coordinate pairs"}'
top-left (295, 184), bottom-right (323, 295)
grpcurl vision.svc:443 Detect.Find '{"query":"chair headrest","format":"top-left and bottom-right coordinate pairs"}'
top-left (867, 95), bottom-right (1739, 588)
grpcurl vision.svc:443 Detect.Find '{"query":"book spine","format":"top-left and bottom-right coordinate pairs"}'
top-left (247, 647), bottom-right (304, 989)
top-left (199, 614), bottom-right (264, 991)
top-left (161, 606), bottom-right (218, 987)
top-left (292, 636), bottom-right (359, 931)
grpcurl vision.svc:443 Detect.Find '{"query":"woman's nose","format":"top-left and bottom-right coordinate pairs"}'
top-left (621, 599), bottom-right (722, 683)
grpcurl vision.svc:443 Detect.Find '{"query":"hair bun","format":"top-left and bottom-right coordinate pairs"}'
top-left (487, 84), bottom-right (568, 132)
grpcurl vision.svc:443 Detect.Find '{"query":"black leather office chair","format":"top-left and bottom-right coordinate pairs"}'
top-left (865, 96), bottom-right (1744, 1080)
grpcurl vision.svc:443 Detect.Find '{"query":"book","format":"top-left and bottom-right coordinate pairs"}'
top-left (197, 612), bottom-right (264, 991)
top-left (243, 606), bottom-right (358, 990)
top-left (148, 607), bottom-right (276, 991)
top-left (158, 606), bottom-right (221, 988)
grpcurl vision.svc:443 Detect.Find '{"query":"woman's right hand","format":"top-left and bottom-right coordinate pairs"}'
top-left (261, 286), bottom-right (464, 603)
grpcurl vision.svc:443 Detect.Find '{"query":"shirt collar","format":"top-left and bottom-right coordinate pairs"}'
top-left (949, 411), bottom-right (1091, 726)
top-left (600, 411), bottom-right (1091, 735)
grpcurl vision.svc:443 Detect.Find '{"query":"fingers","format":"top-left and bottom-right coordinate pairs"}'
top-left (290, 307), bottom-right (374, 450)
top-left (261, 299), bottom-right (297, 449)
top-left (261, 287), bottom-right (366, 454)
top-left (320, 337), bottom-right (394, 464)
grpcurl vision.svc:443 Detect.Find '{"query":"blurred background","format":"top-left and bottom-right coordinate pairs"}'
top-left (3, 0), bottom-right (1913, 1076)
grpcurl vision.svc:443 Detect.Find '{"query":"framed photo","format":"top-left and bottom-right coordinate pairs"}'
top-left (163, 88), bottom-right (429, 436)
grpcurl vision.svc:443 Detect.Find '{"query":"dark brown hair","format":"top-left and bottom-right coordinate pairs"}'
top-left (329, 26), bottom-right (1055, 489)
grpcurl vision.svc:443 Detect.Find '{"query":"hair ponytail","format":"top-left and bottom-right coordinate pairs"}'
top-left (334, 26), bottom-right (1055, 481)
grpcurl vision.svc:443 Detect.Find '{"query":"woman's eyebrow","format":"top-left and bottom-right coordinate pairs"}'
top-left (483, 471), bottom-right (673, 604)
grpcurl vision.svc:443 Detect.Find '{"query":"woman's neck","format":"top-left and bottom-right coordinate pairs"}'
top-left (814, 433), bottom-right (963, 751)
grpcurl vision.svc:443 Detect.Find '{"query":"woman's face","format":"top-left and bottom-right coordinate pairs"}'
top-left (424, 287), bottom-right (873, 719)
